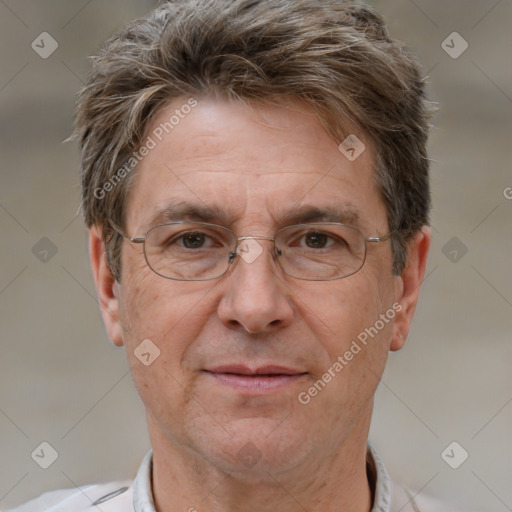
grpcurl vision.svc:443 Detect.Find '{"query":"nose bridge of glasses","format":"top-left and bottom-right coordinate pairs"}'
top-left (231, 235), bottom-right (280, 268)
top-left (235, 236), bottom-right (277, 257)
top-left (237, 235), bottom-right (275, 243)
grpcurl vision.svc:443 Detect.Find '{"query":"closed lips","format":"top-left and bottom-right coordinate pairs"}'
top-left (206, 365), bottom-right (307, 376)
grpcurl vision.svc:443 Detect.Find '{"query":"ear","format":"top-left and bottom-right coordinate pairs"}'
top-left (390, 226), bottom-right (431, 351)
top-left (89, 226), bottom-right (124, 347)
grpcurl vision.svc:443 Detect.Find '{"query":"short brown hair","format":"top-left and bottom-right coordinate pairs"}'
top-left (75, 0), bottom-right (434, 281)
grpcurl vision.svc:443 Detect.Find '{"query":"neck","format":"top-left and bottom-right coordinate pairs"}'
top-left (148, 416), bottom-right (373, 512)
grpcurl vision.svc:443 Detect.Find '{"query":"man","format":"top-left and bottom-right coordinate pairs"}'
top-left (9, 0), bottom-right (452, 510)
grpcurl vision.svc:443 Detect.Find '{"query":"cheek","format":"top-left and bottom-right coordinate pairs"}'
top-left (297, 272), bottom-right (393, 402)
top-left (300, 273), bottom-right (385, 347)
top-left (118, 261), bottom-right (160, 341)
top-left (117, 266), bottom-right (205, 424)
top-left (118, 251), bottom-right (218, 372)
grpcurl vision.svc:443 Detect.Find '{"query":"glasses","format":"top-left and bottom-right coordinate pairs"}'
top-left (114, 221), bottom-right (392, 281)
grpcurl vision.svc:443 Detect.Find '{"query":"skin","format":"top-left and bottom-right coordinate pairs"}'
top-left (89, 96), bottom-right (430, 512)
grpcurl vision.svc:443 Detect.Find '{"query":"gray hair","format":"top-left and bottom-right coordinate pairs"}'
top-left (75, 0), bottom-right (435, 281)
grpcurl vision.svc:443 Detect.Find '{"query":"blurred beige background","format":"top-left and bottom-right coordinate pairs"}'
top-left (1, 0), bottom-right (511, 510)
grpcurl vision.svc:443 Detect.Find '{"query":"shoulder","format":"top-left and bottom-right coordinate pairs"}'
top-left (4, 480), bottom-right (133, 512)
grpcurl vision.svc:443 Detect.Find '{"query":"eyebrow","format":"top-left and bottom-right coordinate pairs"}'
top-left (144, 200), bottom-right (361, 232)
top-left (276, 204), bottom-right (361, 227)
top-left (145, 201), bottom-right (232, 229)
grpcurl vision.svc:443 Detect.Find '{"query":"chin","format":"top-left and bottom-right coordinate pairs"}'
top-left (198, 417), bottom-right (314, 479)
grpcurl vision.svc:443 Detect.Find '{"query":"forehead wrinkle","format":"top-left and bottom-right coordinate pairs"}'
top-left (161, 151), bottom-right (343, 179)
top-left (168, 168), bottom-right (338, 179)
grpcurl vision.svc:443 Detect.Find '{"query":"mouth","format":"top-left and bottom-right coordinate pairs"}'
top-left (204, 365), bottom-right (308, 394)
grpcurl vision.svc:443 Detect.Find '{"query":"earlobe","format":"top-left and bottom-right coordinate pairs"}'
top-left (89, 226), bottom-right (124, 347)
top-left (390, 226), bottom-right (431, 352)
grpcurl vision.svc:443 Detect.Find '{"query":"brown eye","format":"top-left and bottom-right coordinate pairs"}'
top-left (305, 232), bottom-right (329, 248)
top-left (182, 232), bottom-right (207, 248)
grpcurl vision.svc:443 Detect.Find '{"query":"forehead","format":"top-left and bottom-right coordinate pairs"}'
top-left (126, 96), bottom-right (386, 233)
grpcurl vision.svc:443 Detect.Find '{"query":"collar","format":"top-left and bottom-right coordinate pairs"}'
top-left (132, 444), bottom-right (394, 512)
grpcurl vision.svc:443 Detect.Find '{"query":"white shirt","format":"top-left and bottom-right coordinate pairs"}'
top-left (4, 446), bottom-right (457, 511)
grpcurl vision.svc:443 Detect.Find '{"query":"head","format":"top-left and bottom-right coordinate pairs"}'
top-left (79, 0), bottom-right (433, 481)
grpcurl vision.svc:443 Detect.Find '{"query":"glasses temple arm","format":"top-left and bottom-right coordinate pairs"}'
top-left (366, 232), bottom-right (393, 243)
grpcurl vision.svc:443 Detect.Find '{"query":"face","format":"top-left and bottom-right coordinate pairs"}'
top-left (91, 96), bottom-right (428, 481)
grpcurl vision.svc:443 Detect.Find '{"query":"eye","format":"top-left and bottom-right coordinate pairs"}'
top-left (288, 228), bottom-right (350, 251)
top-left (278, 225), bottom-right (354, 254)
top-left (159, 230), bottom-right (218, 250)
top-left (304, 231), bottom-right (330, 249)
top-left (180, 232), bottom-right (209, 249)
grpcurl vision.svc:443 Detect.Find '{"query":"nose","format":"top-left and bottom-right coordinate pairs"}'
top-left (217, 238), bottom-right (294, 335)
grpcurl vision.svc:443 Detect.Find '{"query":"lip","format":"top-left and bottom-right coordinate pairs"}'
top-left (207, 365), bottom-right (305, 376)
top-left (204, 365), bottom-right (308, 394)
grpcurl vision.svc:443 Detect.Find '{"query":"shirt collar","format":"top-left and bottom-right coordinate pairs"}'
top-left (132, 444), bottom-right (394, 512)
top-left (367, 442), bottom-right (394, 512)
top-left (133, 450), bottom-right (156, 512)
